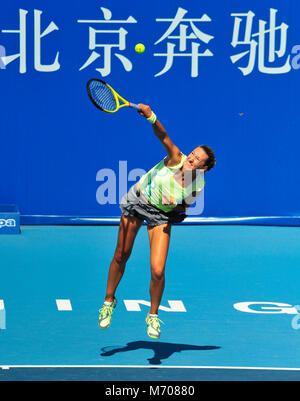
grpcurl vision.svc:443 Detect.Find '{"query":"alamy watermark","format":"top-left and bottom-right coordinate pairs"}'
top-left (0, 45), bottom-right (6, 69)
top-left (96, 161), bottom-right (205, 216)
top-left (291, 306), bottom-right (300, 330)
top-left (0, 301), bottom-right (6, 330)
top-left (291, 45), bottom-right (300, 70)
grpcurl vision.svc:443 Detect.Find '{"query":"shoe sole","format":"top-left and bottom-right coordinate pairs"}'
top-left (148, 333), bottom-right (160, 340)
top-left (99, 321), bottom-right (111, 329)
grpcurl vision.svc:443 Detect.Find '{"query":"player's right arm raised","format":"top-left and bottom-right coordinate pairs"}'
top-left (138, 104), bottom-right (182, 167)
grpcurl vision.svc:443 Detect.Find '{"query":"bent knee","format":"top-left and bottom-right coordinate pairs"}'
top-left (114, 248), bottom-right (132, 265)
top-left (151, 266), bottom-right (165, 281)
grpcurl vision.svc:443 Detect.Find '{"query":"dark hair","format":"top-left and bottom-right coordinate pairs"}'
top-left (198, 145), bottom-right (216, 172)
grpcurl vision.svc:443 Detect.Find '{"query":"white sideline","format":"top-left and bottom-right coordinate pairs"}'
top-left (1, 365), bottom-right (300, 371)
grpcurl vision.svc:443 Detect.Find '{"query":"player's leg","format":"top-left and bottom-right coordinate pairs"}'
top-left (105, 214), bottom-right (143, 302)
top-left (146, 223), bottom-right (171, 339)
top-left (148, 223), bottom-right (171, 313)
top-left (99, 214), bottom-right (143, 329)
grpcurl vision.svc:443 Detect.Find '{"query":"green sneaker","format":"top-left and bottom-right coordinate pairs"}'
top-left (145, 314), bottom-right (164, 340)
top-left (98, 298), bottom-right (117, 329)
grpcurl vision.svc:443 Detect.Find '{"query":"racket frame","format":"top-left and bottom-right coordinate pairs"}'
top-left (87, 78), bottom-right (140, 113)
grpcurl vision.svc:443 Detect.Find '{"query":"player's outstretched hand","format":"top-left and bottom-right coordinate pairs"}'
top-left (138, 104), bottom-right (152, 119)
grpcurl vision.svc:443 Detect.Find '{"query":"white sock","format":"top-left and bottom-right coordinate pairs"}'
top-left (104, 301), bottom-right (113, 306)
top-left (149, 313), bottom-right (158, 318)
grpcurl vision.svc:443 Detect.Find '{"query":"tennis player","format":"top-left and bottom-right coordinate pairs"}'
top-left (98, 104), bottom-right (216, 339)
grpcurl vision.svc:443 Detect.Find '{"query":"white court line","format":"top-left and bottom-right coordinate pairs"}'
top-left (56, 300), bottom-right (72, 311)
top-left (1, 365), bottom-right (300, 371)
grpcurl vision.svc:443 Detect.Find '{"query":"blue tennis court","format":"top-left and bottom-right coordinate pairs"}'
top-left (1, 224), bottom-right (300, 381)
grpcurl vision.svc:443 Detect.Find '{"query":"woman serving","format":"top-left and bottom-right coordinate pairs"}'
top-left (98, 104), bottom-right (216, 339)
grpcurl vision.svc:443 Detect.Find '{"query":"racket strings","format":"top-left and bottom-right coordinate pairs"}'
top-left (89, 81), bottom-right (117, 112)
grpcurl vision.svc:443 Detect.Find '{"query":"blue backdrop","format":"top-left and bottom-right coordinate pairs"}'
top-left (0, 0), bottom-right (299, 224)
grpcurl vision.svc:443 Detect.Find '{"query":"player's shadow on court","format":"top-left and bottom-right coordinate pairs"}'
top-left (100, 341), bottom-right (221, 365)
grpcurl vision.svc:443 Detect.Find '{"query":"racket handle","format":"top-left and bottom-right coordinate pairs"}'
top-left (129, 103), bottom-right (141, 111)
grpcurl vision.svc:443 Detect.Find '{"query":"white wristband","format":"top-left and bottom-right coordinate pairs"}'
top-left (147, 112), bottom-right (157, 124)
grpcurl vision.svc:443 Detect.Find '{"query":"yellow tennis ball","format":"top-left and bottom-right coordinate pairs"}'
top-left (135, 43), bottom-right (145, 53)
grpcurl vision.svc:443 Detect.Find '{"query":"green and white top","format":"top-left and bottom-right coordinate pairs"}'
top-left (139, 153), bottom-right (205, 213)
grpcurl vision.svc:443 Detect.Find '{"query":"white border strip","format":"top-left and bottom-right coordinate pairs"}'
top-left (21, 215), bottom-right (300, 225)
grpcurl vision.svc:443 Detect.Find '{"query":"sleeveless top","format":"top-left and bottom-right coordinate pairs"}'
top-left (139, 153), bottom-right (205, 213)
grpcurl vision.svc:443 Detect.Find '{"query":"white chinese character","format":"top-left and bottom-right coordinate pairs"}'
top-left (34, 10), bottom-right (60, 72)
top-left (78, 7), bottom-right (137, 77)
top-left (231, 8), bottom-right (291, 75)
top-left (154, 7), bottom-right (214, 78)
top-left (0, 9), bottom-right (60, 74)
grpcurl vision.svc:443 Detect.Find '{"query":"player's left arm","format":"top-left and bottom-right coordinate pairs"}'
top-left (138, 104), bottom-right (182, 166)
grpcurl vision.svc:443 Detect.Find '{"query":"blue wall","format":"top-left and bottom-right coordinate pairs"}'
top-left (0, 0), bottom-right (299, 223)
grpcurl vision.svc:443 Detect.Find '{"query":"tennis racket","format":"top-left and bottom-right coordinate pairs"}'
top-left (87, 79), bottom-right (141, 113)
